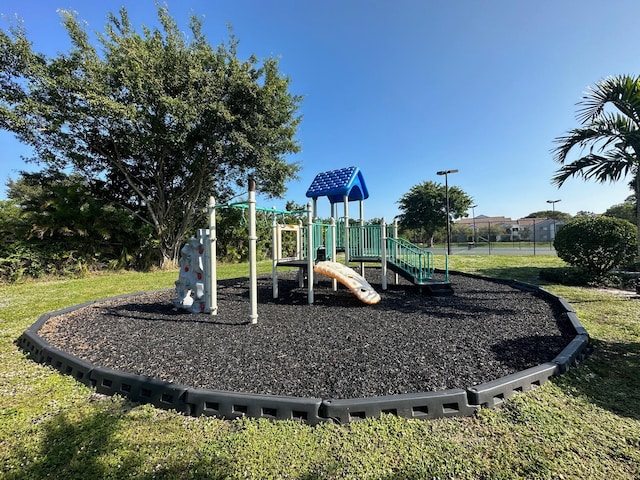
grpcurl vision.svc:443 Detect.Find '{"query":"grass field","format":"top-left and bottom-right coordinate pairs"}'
top-left (1, 256), bottom-right (639, 479)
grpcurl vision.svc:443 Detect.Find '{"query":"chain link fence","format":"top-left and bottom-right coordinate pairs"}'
top-left (445, 219), bottom-right (562, 255)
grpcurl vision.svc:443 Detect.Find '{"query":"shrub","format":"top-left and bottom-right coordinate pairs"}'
top-left (0, 241), bottom-right (95, 283)
top-left (539, 266), bottom-right (638, 289)
top-left (554, 216), bottom-right (637, 278)
top-left (539, 266), bottom-right (592, 286)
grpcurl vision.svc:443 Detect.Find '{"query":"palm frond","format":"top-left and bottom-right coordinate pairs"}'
top-left (553, 114), bottom-right (640, 163)
top-left (551, 152), bottom-right (635, 187)
top-left (576, 75), bottom-right (640, 126)
top-left (552, 127), bottom-right (604, 164)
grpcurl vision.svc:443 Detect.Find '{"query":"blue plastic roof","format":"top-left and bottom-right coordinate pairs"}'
top-left (305, 166), bottom-right (369, 203)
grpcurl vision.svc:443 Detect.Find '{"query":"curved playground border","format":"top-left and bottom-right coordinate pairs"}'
top-left (16, 272), bottom-right (591, 425)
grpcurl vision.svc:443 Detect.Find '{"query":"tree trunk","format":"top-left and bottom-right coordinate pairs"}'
top-left (160, 257), bottom-right (178, 270)
top-left (636, 170), bottom-right (640, 261)
top-left (159, 237), bottom-right (181, 270)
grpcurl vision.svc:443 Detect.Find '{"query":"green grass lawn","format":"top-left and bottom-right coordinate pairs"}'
top-left (1, 257), bottom-right (639, 479)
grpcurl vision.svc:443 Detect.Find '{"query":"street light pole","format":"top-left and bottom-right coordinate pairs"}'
top-left (546, 199), bottom-right (561, 247)
top-left (436, 169), bottom-right (459, 255)
top-left (469, 204), bottom-right (477, 245)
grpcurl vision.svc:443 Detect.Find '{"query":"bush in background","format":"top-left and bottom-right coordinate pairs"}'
top-left (554, 216), bottom-right (637, 278)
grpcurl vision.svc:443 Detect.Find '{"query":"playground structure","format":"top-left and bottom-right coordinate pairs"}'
top-left (18, 170), bottom-right (592, 426)
top-left (173, 167), bottom-right (453, 323)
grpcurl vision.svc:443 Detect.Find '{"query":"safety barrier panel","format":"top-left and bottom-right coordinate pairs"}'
top-left (16, 330), bottom-right (48, 363)
top-left (348, 224), bottom-right (383, 259)
top-left (301, 222), bottom-right (335, 261)
top-left (564, 312), bottom-right (589, 336)
top-left (467, 363), bottom-right (559, 408)
top-left (335, 222), bottom-right (394, 253)
top-left (321, 389), bottom-right (478, 423)
top-left (90, 366), bottom-right (191, 414)
top-left (552, 334), bottom-right (590, 374)
top-left (539, 287), bottom-right (576, 313)
top-left (185, 387), bottom-right (325, 424)
top-left (41, 344), bottom-right (94, 386)
top-left (508, 279), bottom-right (541, 293)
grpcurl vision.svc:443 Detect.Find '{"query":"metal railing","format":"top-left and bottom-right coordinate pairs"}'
top-left (301, 222), bottom-right (336, 261)
top-left (334, 222), bottom-right (395, 255)
top-left (386, 237), bottom-right (439, 283)
top-left (303, 220), bottom-right (449, 283)
top-left (347, 224), bottom-right (385, 259)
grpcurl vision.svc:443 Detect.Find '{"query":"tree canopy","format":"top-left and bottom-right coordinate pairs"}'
top-left (603, 201), bottom-right (636, 225)
top-left (0, 6), bottom-right (302, 264)
top-left (397, 180), bottom-right (473, 246)
top-left (525, 210), bottom-right (572, 221)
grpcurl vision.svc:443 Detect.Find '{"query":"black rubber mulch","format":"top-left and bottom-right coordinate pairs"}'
top-left (38, 270), bottom-right (574, 400)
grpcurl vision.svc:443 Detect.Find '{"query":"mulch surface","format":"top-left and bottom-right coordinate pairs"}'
top-left (38, 269), bottom-right (574, 400)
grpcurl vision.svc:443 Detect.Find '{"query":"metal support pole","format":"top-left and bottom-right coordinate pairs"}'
top-left (307, 201), bottom-right (314, 304)
top-left (248, 178), bottom-right (258, 324)
top-left (272, 212), bottom-right (278, 299)
top-left (330, 217), bottom-right (337, 291)
top-left (436, 169), bottom-right (458, 255)
top-left (359, 199), bottom-right (365, 278)
top-left (381, 218), bottom-right (387, 290)
top-left (206, 196), bottom-right (218, 315)
top-left (445, 173), bottom-right (451, 255)
top-left (393, 219), bottom-right (399, 285)
top-left (297, 219), bottom-right (304, 287)
top-left (344, 195), bottom-right (350, 265)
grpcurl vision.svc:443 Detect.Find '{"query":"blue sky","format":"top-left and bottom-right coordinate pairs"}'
top-left (1, 0), bottom-right (638, 221)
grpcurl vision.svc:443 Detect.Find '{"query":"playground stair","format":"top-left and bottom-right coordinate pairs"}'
top-left (348, 230), bottom-right (454, 296)
top-left (385, 259), bottom-right (454, 296)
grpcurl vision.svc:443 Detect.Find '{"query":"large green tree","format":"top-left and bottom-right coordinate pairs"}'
top-left (552, 75), bottom-right (640, 256)
top-left (603, 196), bottom-right (636, 225)
top-left (397, 180), bottom-right (473, 247)
top-left (0, 6), bottom-right (301, 265)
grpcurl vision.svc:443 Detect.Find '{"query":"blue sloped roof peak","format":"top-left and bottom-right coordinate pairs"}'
top-left (305, 166), bottom-right (369, 203)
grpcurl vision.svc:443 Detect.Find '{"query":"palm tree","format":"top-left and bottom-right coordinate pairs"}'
top-left (552, 74), bottom-right (640, 257)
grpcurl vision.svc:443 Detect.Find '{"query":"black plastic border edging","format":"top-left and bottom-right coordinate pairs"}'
top-left (321, 388), bottom-right (478, 423)
top-left (17, 274), bottom-right (590, 424)
top-left (185, 387), bottom-right (325, 424)
top-left (467, 362), bottom-right (559, 408)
